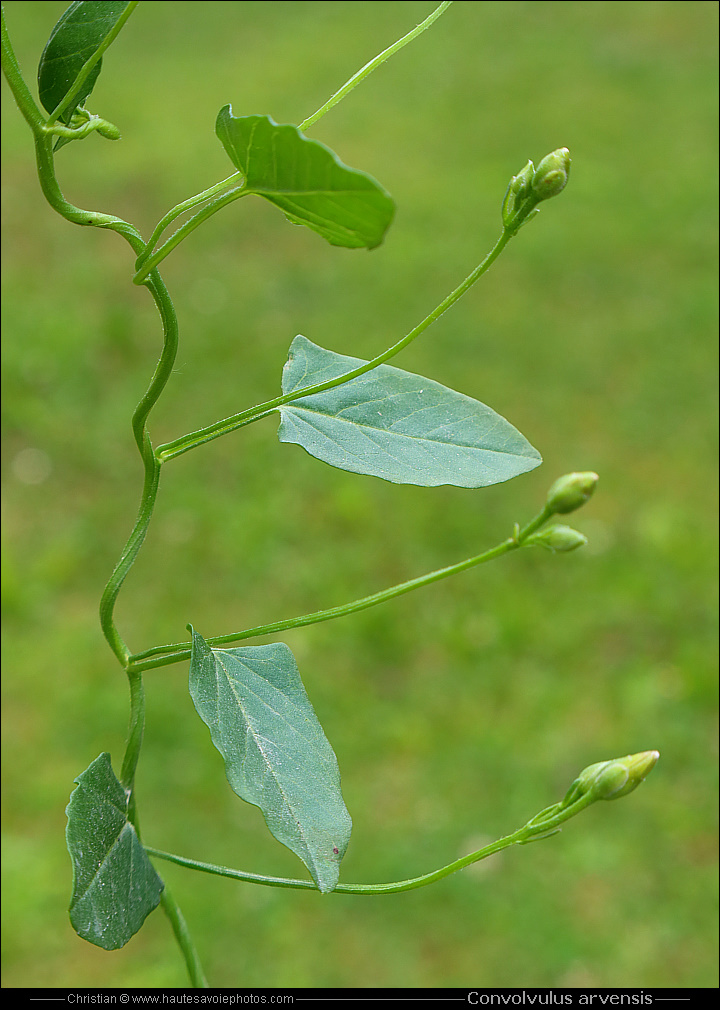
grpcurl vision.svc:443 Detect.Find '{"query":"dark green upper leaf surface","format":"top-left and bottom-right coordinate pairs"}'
top-left (216, 107), bottom-right (395, 249)
top-left (189, 629), bottom-right (352, 893)
top-left (38, 1), bottom-right (132, 121)
top-left (65, 753), bottom-right (163, 950)
top-left (278, 335), bottom-right (542, 487)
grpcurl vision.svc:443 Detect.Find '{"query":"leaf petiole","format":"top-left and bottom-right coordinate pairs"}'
top-left (127, 505), bottom-right (554, 674)
top-left (298, 1), bottom-right (453, 132)
top-left (143, 791), bottom-right (595, 896)
top-left (155, 230), bottom-right (512, 462)
top-left (134, 171), bottom-right (244, 275)
top-left (133, 183), bottom-right (248, 283)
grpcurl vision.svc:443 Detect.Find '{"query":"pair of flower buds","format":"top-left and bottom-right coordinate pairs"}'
top-left (502, 147), bottom-right (572, 234)
top-left (524, 471), bottom-right (599, 554)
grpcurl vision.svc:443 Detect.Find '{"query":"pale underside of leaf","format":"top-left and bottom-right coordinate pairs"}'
top-left (189, 630), bottom-right (352, 893)
top-left (277, 335), bottom-right (542, 487)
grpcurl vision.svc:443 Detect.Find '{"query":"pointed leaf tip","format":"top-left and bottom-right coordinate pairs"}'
top-left (277, 336), bottom-right (541, 487)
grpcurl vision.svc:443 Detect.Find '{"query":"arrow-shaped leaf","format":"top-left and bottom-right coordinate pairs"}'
top-left (277, 335), bottom-right (542, 487)
top-left (65, 753), bottom-right (164, 949)
top-left (189, 629), bottom-right (352, 893)
top-left (216, 107), bottom-right (395, 249)
top-left (37, 1), bottom-right (133, 122)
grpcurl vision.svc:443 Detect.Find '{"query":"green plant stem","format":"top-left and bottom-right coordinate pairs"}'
top-left (159, 887), bottom-right (209, 988)
top-left (517, 504), bottom-right (554, 542)
top-left (18, 121), bottom-right (180, 667)
top-left (133, 183), bottom-right (248, 283)
top-left (123, 767), bottom-right (209, 990)
top-left (131, 1), bottom-right (452, 282)
top-left (44, 0), bottom-right (140, 126)
top-left (1, 7), bottom-right (46, 131)
top-left (129, 540), bottom-right (514, 670)
top-left (28, 136), bottom-right (176, 789)
top-left (119, 668), bottom-right (146, 792)
top-left (1, 4), bottom-right (546, 985)
top-left (127, 503), bottom-right (554, 673)
top-left (27, 136), bottom-right (161, 668)
top-left (155, 229), bottom-right (512, 462)
top-left (297, 1), bottom-right (453, 132)
top-left (134, 171), bottom-right (243, 272)
top-left (2, 25), bottom-right (208, 983)
top-left (144, 792), bottom-right (594, 895)
top-left (99, 457), bottom-right (159, 664)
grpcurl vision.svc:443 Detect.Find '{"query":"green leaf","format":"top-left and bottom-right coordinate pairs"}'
top-left (189, 628), bottom-right (352, 893)
top-left (216, 107), bottom-right (395, 249)
top-left (65, 753), bottom-right (163, 950)
top-left (278, 335), bottom-right (542, 487)
top-left (37, 1), bottom-right (132, 122)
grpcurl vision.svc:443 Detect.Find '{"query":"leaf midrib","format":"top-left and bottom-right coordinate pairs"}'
top-left (281, 402), bottom-right (538, 460)
top-left (214, 653), bottom-right (324, 867)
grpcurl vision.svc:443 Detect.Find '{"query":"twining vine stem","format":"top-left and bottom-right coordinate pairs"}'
top-left (2, 3), bottom-right (460, 987)
top-left (1, 0), bottom-right (540, 989)
top-left (4, 0), bottom-right (663, 993)
top-left (1, 7), bottom-right (209, 980)
top-left (3, 1), bottom-right (661, 996)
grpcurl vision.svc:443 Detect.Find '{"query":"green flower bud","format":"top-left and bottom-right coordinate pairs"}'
top-left (531, 148), bottom-right (571, 200)
top-left (502, 159), bottom-right (535, 226)
top-left (546, 471), bottom-right (599, 515)
top-left (563, 751), bottom-right (660, 807)
top-left (525, 524), bottom-right (588, 553)
top-left (96, 119), bottom-right (121, 141)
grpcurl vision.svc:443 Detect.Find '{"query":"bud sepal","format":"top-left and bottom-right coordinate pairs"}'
top-left (502, 160), bottom-right (535, 228)
top-left (524, 524), bottom-right (588, 553)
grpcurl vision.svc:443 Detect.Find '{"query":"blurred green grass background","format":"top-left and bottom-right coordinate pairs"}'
top-left (2, 0), bottom-right (717, 990)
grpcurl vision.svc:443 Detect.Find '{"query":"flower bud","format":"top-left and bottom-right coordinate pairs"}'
top-left (96, 119), bottom-right (121, 141)
top-left (545, 471), bottom-right (599, 515)
top-left (502, 160), bottom-right (535, 226)
top-left (563, 751), bottom-right (660, 807)
top-left (525, 524), bottom-right (588, 553)
top-left (531, 148), bottom-right (571, 200)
